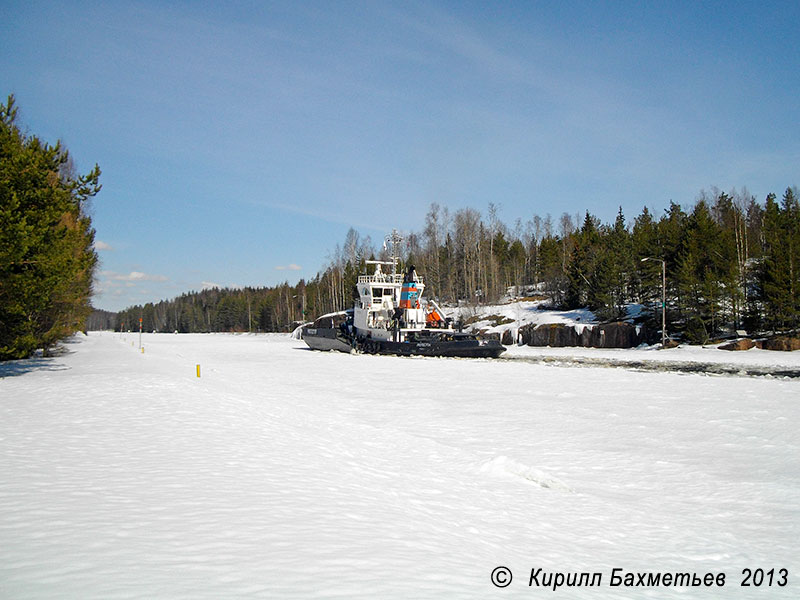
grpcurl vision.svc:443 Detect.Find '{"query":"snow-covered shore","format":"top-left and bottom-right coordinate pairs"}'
top-left (1, 332), bottom-right (798, 598)
top-left (455, 299), bottom-right (800, 372)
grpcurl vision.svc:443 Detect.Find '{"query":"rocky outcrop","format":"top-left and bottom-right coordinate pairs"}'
top-left (501, 329), bottom-right (515, 346)
top-left (760, 336), bottom-right (800, 351)
top-left (542, 323), bottom-right (580, 347)
top-left (591, 322), bottom-right (641, 348)
top-left (719, 338), bottom-right (756, 351)
top-left (518, 321), bottom-right (646, 349)
top-left (519, 323), bottom-right (579, 347)
top-left (513, 326), bottom-right (799, 351)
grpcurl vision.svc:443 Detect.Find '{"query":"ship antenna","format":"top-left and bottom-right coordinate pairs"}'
top-left (386, 229), bottom-right (403, 277)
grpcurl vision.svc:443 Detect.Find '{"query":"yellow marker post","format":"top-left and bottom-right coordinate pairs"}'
top-left (141, 347), bottom-right (144, 353)
top-left (196, 364), bottom-right (201, 378)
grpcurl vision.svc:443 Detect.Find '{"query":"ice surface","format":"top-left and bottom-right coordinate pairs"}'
top-left (1, 332), bottom-right (798, 598)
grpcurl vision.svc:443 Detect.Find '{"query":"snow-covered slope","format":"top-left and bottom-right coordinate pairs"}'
top-left (1, 332), bottom-right (798, 599)
top-left (447, 299), bottom-right (597, 335)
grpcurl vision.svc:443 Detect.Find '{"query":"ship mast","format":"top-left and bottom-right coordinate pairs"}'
top-left (385, 229), bottom-right (403, 277)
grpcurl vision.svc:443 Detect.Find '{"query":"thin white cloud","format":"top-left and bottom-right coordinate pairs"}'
top-left (403, 5), bottom-right (527, 81)
top-left (94, 240), bottom-right (113, 251)
top-left (201, 281), bottom-right (221, 289)
top-left (275, 263), bottom-right (302, 271)
top-left (101, 270), bottom-right (168, 282)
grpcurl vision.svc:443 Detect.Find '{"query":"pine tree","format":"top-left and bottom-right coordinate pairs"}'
top-left (1, 95), bottom-right (101, 359)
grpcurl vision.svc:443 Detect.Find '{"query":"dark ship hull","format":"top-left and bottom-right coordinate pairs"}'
top-left (302, 315), bottom-right (505, 359)
top-left (302, 326), bottom-right (353, 353)
top-left (301, 311), bottom-right (354, 353)
top-left (358, 335), bottom-right (506, 358)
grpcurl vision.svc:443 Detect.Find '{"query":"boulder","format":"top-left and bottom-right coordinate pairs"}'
top-left (761, 336), bottom-right (800, 351)
top-left (636, 323), bottom-right (658, 346)
top-left (527, 324), bottom-right (548, 346)
top-left (718, 338), bottom-right (755, 351)
top-left (518, 323), bottom-right (534, 346)
top-left (578, 326), bottom-right (593, 347)
top-left (501, 328), bottom-right (514, 346)
top-left (527, 323), bottom-right (580, 347)
top-left (520, 321), bottom-right (643, 348)
top-left (592, 322), bottom-right (640, 348)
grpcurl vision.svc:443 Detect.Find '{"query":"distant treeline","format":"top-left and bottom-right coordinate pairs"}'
top-left (109, 187), bottom-right (800, 343)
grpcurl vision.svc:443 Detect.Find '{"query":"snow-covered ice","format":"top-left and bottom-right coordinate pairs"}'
top-left (1, 332), bottom-right (798, 598)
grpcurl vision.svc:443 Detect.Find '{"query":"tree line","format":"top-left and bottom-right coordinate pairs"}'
top-left (111, 187), bottom-right (800, 342)
top-left (113, 284), bottom-right (311, 335)
top-left (1, 95), bottom-right (101, 359)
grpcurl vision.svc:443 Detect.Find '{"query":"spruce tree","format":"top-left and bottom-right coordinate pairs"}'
top-left (782, 187), bottom-right (800, 328)
top-left (631, 206), bottom-right (660, 301)
top-left (602, 207), bottom-right (632, 320)
top-left (760, 189), bottom-right (800, 331)
top-left (676, 201), bottom-right (729, 338)
top-left (566, 212), bottom-right (600, 309)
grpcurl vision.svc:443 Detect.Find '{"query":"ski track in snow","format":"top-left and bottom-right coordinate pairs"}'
top-left (1, 332), bottom-right (798, 599)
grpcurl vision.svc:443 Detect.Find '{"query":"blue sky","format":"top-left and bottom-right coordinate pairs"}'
top-left (3, 1), bottom-right (798, 312)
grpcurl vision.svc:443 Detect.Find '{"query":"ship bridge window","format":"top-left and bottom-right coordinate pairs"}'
top-left (372, 288), bottom-right (384, 298)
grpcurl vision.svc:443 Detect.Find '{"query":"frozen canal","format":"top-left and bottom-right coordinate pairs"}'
top-left (1, 332), bottom-right (798, 598)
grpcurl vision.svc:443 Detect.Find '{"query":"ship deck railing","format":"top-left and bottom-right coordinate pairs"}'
top-left (358, 274), bottom-right (424, 285)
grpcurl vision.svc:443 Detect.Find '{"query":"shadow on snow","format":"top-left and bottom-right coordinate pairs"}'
top-left (0, 356), bottom-right (70, 378)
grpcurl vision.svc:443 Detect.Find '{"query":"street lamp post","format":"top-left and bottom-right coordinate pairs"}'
top-left (641, 257), bottom-right (667, 348)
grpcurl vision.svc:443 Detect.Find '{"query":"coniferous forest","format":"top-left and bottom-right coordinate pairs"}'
top-left (1, 96), bottom-right (101, 359)
top-left (112, 189), bottom-right (800, 343)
